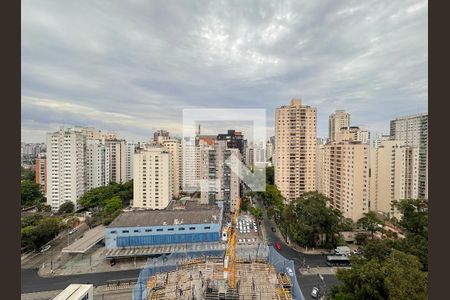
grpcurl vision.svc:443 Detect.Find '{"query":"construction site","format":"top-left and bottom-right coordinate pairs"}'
top-left (132, 198), bottom-right (305, 300)
top-left (144, 256), bottom-right (294, 299)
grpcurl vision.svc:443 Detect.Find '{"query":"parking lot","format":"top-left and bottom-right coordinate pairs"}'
top-left (237, 214), bottom-right (261, 245)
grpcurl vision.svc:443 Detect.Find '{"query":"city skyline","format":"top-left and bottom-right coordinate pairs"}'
top-left (22, 0), bottom-right (427, 142)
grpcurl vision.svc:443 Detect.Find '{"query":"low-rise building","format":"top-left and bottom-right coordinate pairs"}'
top-left (105, 203), bottom-right (223, 249)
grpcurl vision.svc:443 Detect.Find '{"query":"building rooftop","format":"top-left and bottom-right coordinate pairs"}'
top-left (53, 284), bottom-right (92, 300)
top-left (108, 204), bottom-right (221, 228)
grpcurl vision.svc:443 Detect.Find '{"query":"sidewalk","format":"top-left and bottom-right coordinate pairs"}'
top-left (299, 266), bottom-right (349, 276)
top-left (264, 213), bottom-right (333, 255)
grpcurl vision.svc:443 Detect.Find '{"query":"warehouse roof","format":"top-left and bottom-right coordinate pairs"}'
top-left (108, 204), bottom-right (221, 228)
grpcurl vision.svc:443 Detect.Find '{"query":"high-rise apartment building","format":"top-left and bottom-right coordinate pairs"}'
top-left (329, 110), bottom-right (350, 142)
top-left (85, 140), bottom-right (110, 191)
top-left (200, 141), bottom-right (240, 215)
top-left (217, 130), bottom-right (247, 162)
top-left (105, 139), bottom-right (127, 184)
top-left (35, 155), bottom-right (47, 194)
top-left (275, 98), bottom-right (317, 201)
top-left (126, 142), bottom-right (137, 182)
top-left (153, 130), bottom-right (170, 143)
top-left (315, 144), bottom-right (324, 194)
top-left (266, 139), bottom-right (274, 162)
top-left (133, 146), bottom-right (172, 209)
top-left (162, 139), bottom-right (182, 198)
top-left (79, 127), bottom-right (102, 140)
top-left (369, 140), bottom-right (420, 218)
top-left (335, 126), bottom-right (370, 144)
top-left (390, 113), bottom-right (428, 198)
top-left (322, 141), bottom-right (369, 221)
top-left (46, 128), bottom-right (86, 212)
top-left (245, 145), bottom-right (254, 168)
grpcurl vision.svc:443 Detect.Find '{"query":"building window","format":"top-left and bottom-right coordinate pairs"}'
top-left (156, 228), bottom-right (163, 232)
top-left (189, 227), bottom-right (196, 230)
top-left (204, 226), bottom-right (211, 230)
top-left (145, 229), bottom-right (152, 232)
top-left (133, 229), bottom-right (140, 233)
top-left (110, 231), bottom-right (117, 234)
top-left (122, 230), bottom-right (129, 233)
top-left (179, 227), bottom-right (185, 231)
top-left (168, 228), bottom-right (174, 231)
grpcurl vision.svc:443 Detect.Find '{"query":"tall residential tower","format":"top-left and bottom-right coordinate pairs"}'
top-left (275, 98), bottom-right (317, 201)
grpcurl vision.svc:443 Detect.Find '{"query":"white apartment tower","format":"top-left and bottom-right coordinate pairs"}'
top-left (105, 139), bottom-right (127, 184)
top-left (275, 98), bottom-right (317, 201)
top-left (133, 147), bottom-right (172, 209)
top-left (369, 140), bottom-right (420, 218)
top-left (329, 110), bottom-right (350, 142)
top-left (85, 140), bottom-right (110, 191)
top-left (46, 128), bottom-right (86, 212)
top-left (390, 113), bottom-right (428, 199)
top-left (322, 141), bottom-right (370, 221)
top-left (162, 139), bottom-right (182, 198)
top-left (125, 142), bottom-right (137, 182)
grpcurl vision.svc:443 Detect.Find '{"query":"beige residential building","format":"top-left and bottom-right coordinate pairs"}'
top-left (329, 110), bottom-right (350, 142)
top-left (133, 146), bottom-right (172, 209)
top-left (315, 144), bottom-right (324, 194)
top-left (162, 139), bottom-right (182, 198)
top-left (322, 141), bottom-right (370, 221)
top-left (275, 98), bottom-right (317, 201)
top-left (369, 140), bottom-right (420, 218)
top-left (335, 126), bottom-right (370, 144)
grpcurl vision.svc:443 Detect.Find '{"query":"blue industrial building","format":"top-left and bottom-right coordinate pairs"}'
top-left (105, 203), bottom-right (223, 249)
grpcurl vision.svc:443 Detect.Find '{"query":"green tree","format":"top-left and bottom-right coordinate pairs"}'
top-left (101, 196), bottom-right (123, 225)
top-left (266, 166), bottom-right (274, 185)
top-left (21, 167), bottom-right (35, 181)
top-left (357, 211), bottom-right (383, 239)
top-left (283, 192), bottom-right (342, 248)
top-left (249, 207), bottom-right (263, 220)
top-left (333, 258), bottom-right (388, 300)
top-left (355, 232), bottom-right (369, 245)
top-left (383, 250), bottom-right (428, 300)
top-left (21, 180), bottom-right (43, 206)
top-left (392, 199), bottom-right (428, 237)
top-left (57, 201), bottom-right (75, 214)
top-left (21, 216), bottom-right (65, 250)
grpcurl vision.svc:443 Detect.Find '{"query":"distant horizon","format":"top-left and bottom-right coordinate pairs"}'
top-left (22, 1), bottom-right (427, 143)
top-left (20, 107), bottom-right (428, 144)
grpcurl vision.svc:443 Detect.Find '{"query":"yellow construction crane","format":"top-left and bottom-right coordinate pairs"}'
top-left (223, 197), bottom-right (240, 289)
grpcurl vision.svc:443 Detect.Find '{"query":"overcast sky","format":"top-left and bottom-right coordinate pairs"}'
top-left (21, 0), bottom-right (427, 143)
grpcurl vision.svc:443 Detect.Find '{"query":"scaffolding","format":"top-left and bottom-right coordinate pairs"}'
top-left (133, 245), bottom-right (305, 300)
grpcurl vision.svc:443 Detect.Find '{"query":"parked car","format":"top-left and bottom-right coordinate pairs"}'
top-left (285, 267), bottom-right (294, 276)
top-left (311, 287), bottom-right (319, 298)
top-left (69, 228), bottom-right (78, 235)
top-left (110, 258), bottom-right (116, 266)
top-left (40, 245), bottom-right (51, 253)
top-left (275, 243), bottom-right (281, 250)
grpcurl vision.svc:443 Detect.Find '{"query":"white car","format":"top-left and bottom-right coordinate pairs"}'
top-left (311, 287), bottom-right (319, 298)
top-left (285, 267), bottom-right (294, 276)
top-left (40, 245), bottom-right (51, 253)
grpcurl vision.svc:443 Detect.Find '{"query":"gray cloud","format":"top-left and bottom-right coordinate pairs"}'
top-left (22, 0), bottom-right (427, 142)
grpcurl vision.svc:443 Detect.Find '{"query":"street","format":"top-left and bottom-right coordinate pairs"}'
top-left (256, 196), bottom-right (340, 299)
top-left (21, 223), bottom-right (89, 269)
top-left (21, 268), bottom-right (140, 293)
